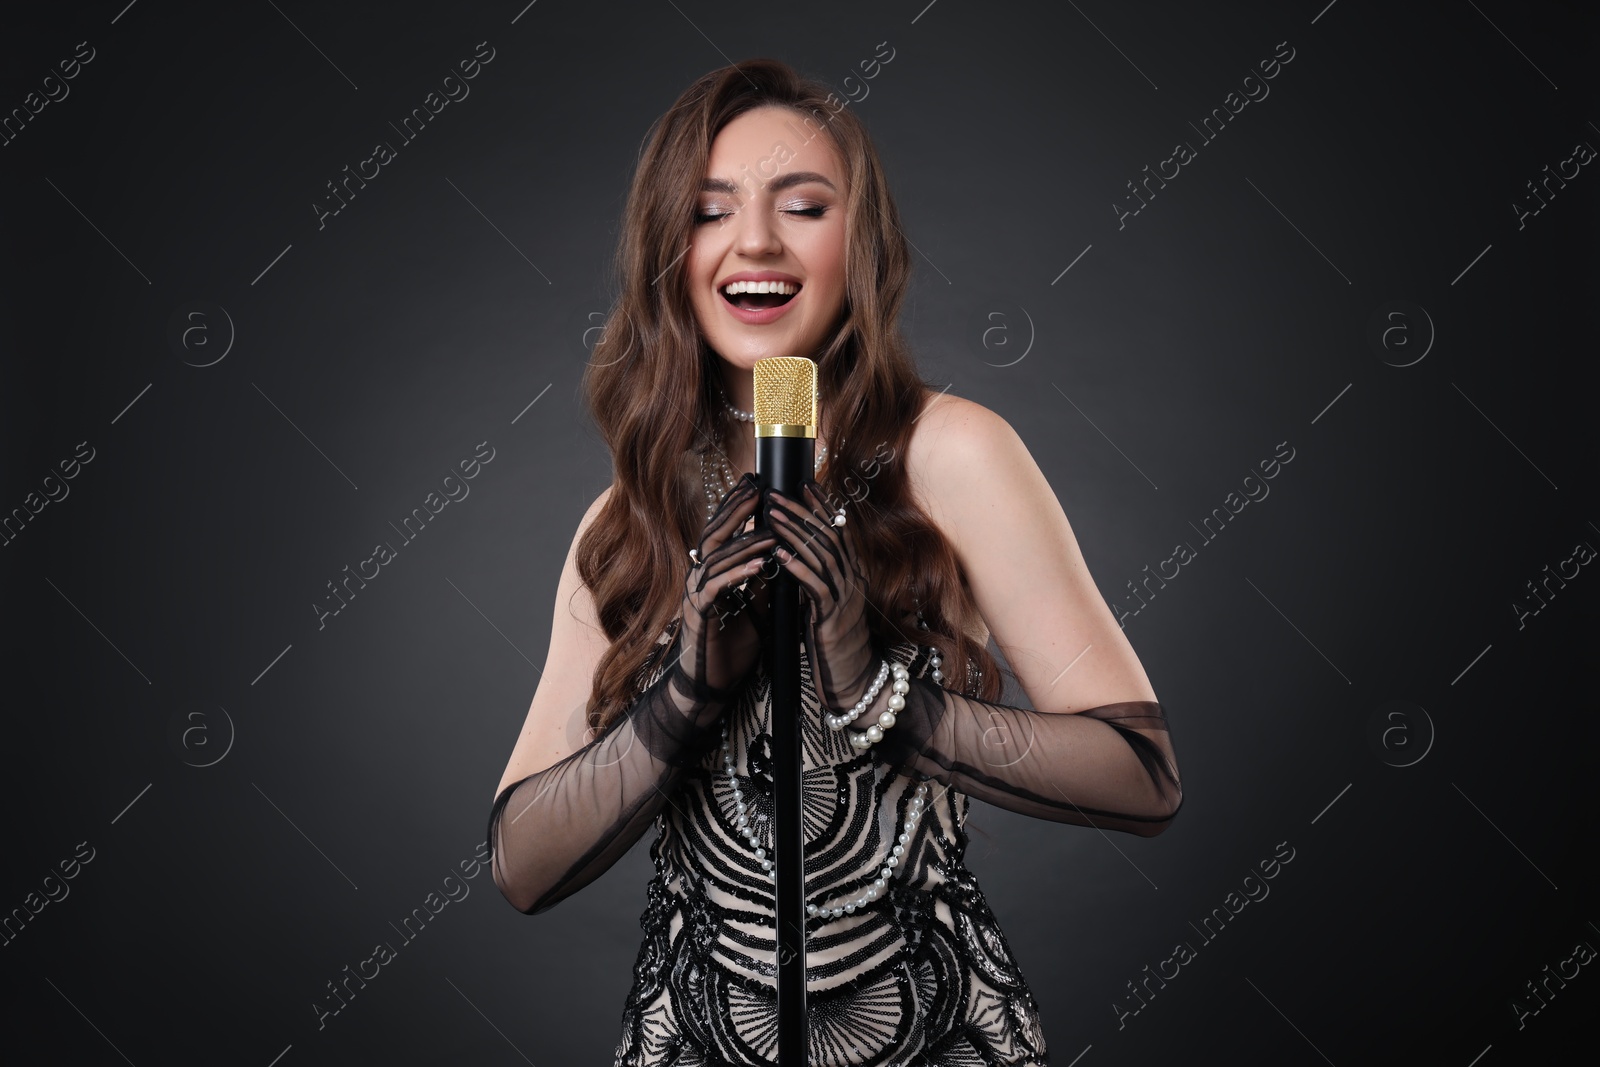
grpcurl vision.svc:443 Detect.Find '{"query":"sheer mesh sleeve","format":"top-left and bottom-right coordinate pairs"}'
top-left (487, 634), bottom-right (736, 915)
top-left (869, 663), bottom-right (1183, 837)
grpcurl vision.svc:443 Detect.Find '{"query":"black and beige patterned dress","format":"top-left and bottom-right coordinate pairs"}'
top-left (611, 636), bottom-right (1050, 1066)
top-left (489, 616), bottom-right (1180, 1067)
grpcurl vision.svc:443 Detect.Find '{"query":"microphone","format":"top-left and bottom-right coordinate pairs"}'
top-left (751, 356), bottom-right (815, 1064)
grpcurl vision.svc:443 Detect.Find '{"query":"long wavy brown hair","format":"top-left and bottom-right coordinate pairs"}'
top-left (578, 57), bottom-right (1005, 732)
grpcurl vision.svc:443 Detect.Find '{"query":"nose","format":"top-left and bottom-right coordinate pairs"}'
top-left (733, 195), bottom-right (783, 257)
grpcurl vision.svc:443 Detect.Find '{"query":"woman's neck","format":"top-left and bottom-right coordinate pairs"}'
top-left (713, 365), bottom-right (757, 474)
top-left (716, 414), bottom-right (756, 476)
top-left (718, 364), bottom-right (755, 416)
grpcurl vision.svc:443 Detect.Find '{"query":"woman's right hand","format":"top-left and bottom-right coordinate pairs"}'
top-left (673, 472), bottom-right (778, 699)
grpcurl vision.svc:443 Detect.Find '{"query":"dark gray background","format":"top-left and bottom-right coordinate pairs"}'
top-left (3, 1), bottom-right (1595, 1063)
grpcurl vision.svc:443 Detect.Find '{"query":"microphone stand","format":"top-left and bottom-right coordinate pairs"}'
top-left (752, 358), bottom-right (813, 1063)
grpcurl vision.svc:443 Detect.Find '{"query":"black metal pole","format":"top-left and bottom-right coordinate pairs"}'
top-left (756, 430), bottom-right (810, 1064)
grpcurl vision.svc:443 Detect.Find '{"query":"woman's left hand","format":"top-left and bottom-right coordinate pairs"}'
top-left (766, 477), bottom-right (880, 715)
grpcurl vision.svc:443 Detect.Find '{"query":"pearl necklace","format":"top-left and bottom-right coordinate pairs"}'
top-left (714, 607), bottom-right (946, 923)
top-left (718, 381), bottom-right (756, 423)
top-left (700, 427), bottom-right (827, 520)
top-left (719, 708), bottom-right (930, 922)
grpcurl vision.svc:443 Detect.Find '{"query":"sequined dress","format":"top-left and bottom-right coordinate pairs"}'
top-left (488, 627), bottom-right (1182, 1067)
top-left (613, 637), bottom-right (1048, 1066)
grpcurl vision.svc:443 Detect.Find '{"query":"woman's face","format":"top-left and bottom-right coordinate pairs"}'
top-left (687, 105), bottom-right (849, 372)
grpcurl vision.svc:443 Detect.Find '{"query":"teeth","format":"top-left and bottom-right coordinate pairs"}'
top-left (721, 280), bottom-right (799, 296)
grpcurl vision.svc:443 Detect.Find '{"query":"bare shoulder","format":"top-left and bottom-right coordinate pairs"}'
top-left (905, 390), bottom-right (1026, 526)
top-left (904, 391), bottom-right (1030, 646)
top-left (905, 390), bottom-right (1157, 710)
top-left (584, 482), bottom-right (614, 523)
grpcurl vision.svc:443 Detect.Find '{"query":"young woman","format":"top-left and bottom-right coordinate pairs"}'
top-left (488, 58), bottom-right (1183, 1067)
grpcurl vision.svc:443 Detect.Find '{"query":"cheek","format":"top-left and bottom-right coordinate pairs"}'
top-left (686, 250), bottom-right (721, 309)
top-left (689, 287), bottom-right (721, 335)
top-left (819, 229), bottom-right (848, 292)
top-left (686, 243), bottom-right (716, 288)
top-left (813, 236), bottom-right (849, 310)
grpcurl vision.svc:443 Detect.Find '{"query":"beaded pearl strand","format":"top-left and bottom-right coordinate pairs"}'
top-left (812, 779), bottom-right (928, 920)
top-left (716, 640), bottom-right (945, 922)
top-left (717, 719), bottom-right (932, 920)
top-left (825, 654), bottom-right (946, 751)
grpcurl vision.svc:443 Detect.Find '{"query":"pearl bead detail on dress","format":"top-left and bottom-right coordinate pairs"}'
top-left (716, 644), bottom-right (943, 924)
top-left (809, 780), bottom-right (929, 919)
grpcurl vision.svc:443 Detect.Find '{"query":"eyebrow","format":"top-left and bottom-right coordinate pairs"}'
top-left (700, 170), bottom-right (837, 194)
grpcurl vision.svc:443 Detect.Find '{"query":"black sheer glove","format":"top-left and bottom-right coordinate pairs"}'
top-left (872, 683), bottom-right (1183, 837)
top-left (681, 473), bottom-right (776, 696)
top-left (766, 476), bottom-right (879, 716)
top-left (769, 477), bottom-right (1182, 836)
top-left (487, 474), bottom-right (778, 914)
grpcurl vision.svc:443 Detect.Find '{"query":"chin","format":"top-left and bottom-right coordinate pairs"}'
top-left (708, 334), bottom-right (819, 368)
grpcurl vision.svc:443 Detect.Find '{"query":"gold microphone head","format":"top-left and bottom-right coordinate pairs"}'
top-left (752, 357), bottom-right (817, 438)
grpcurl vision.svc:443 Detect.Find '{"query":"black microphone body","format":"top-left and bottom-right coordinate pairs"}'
top-left (755, 430), bottom-right (812, 1063)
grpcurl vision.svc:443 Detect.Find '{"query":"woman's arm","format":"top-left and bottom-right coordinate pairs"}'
top-left (487, 486), bottom-right (732, 914)
top-left (874, 395), bottom-right (1182, 835)
top-left (490, 487), bottom-right (617, 806)
top-left (488, 632), bottom-right (738, 913)
top-left (866, 682), bottom-right (1181, 836)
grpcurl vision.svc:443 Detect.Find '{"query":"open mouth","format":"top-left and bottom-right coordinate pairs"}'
top-left (720, 279), bottom-right (801, 312)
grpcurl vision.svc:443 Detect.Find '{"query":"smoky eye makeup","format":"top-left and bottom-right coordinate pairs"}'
top-left (781, 200), bottom-right (829, 216)
top-left (694, 196), bottom-right (740, 223)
